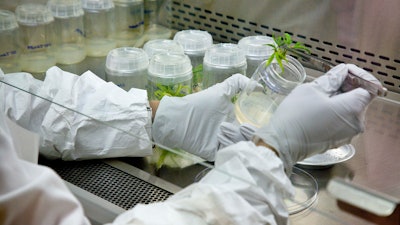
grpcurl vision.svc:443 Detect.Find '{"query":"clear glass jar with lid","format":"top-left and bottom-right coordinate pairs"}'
top-left (105, 47), bottom-right (149, 90)
top-left (235, 55), bottom-right (306, 127)
top-left (147, 52), bottom-right (192, 101)
top-left (238, 35), bottom-right (275, 77)
top-left (82, 0), bottom-right (116, 57)
top-left (47, 0), bottom-right (86, 65)
top-left (15, 3), bottom-right (56, 79)
top-left (202, 43), bottom-right (247, 88)
top-left (0, 10), bottom-right (21, 73)
top-left (112, 0), bottom-right (144, 47)
top-left (173, 29), bottom-right (213, 92)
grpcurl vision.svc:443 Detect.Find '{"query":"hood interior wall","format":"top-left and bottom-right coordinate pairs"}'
top-left (158, 0), bottom-right (400, 94)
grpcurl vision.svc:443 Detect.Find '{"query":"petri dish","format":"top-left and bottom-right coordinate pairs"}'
top-left (296, 144), bottom-right (356, 169)
top-left (284, 166), bottom-right (318, 215)
top-left (194, 166), bottom-right (318, 215)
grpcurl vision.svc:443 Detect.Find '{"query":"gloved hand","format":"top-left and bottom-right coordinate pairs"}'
top-left (253, 64), bottom-right (381, 173)
top-left (217, 122), bottom-right (256, 149)
top-left (152, 74), bottom-right (250, 161)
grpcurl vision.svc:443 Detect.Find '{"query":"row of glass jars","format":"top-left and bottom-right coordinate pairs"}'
top-left (0, 0), bottom-right (161, 75)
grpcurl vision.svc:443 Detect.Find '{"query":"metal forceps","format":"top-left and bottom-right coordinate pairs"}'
top-left (285, 47), bottom-right (388, 97)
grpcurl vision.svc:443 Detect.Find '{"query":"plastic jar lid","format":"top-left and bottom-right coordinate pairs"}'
top-left (15, 4), bottom-right (54, 26)
top-left (203, 43), bottom-right (246, 67)
top-left (0, 10), bottom-right (18, 31)
top-left (106, 47), bottom-right (149, 73)
top-left (148, 53), bottom-right (192, 80)
top-left (173, 30), bottom-right (213, 55)
top-left (82, 0), bottom-right (114, 10)
top-left (47, 0), bottom-right (84, 18)
top-left (143, 39), bottom-right (184, 59)
top-left (238, 35), bottom-right (275, 57)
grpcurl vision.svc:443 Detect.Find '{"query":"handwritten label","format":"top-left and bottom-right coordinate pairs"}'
top-left (27, 43), bottom-right (52, 50)
top-left (0, 50), bottom-right (17, 57)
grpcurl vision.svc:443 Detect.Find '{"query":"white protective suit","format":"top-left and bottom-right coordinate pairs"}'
top-left (0, 63), bottom-right (380, 224)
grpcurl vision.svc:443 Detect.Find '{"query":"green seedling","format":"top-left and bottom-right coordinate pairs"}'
top-left (266, 33), bottom-right (310, 72)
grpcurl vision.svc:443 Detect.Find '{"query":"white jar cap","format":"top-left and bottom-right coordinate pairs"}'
top-left (173, 30), bottom-right (213, 55)
top-left (238, 35), bottom-right (275, 57)
top-left (204, 43), bottom-right (246, 67)
top-left (106, 47), bottom-right (149, 73)
top-left (0, 10), bottom-right (18, 31)
top-left (148, 53), bottom-right (192, 79)
top-left (82, 0), bottom-right (114, 10)
top-left (143, 39), bottom-right (184, 59)
top-left (47, 0), bottom-right (84, 18)
top-left (15, 4), bottom-right (54, 26)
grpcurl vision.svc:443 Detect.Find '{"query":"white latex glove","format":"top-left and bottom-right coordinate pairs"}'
top-left (152, 74), bottom-right (250, 161)
top-left (253, 64), bottom-right (381, 173)
top-left (217, 121), bottom-right (256, 149)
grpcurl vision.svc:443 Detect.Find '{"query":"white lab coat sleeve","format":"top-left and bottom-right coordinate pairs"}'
top-left (110, 141), bottom-right (294, 225)
top-left (0, 112), bottom-right (91, 225)
top-left (0, 67), bottom-right (153, 160)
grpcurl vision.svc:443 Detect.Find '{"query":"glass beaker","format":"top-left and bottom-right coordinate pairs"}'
top-left (112, 0), bottom-right (144, 47)
top-left (147, 52), bottom-right (192, 101)
top-left (238, 35), bottom-right (275, 77)
top-left (235, 55), bottom-right (306, 127)
top-left (0, 10), bottom-right (21, 73)
top-left (47, 0), bottom-right (86, 65)
top-left (15, 3), bottom-right (56, 79)
top-left (82, 0), bottom-right (117, 57)
top-left (105, 47), bottom-right (149, 90)
top-left (202, 43), bottom-right (247, 89)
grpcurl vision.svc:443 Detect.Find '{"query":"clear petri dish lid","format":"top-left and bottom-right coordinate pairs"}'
top-left (238, 35), bottom-right (275, 57)
top-left (203, 43), bottom-right (246, 67)
top-left (148, 52), bottom-right (192, 79)
top-left (0, 10), bottom-right (18, 31)
top-left (296, 144), bottom-right (356, 169)
top-left (106, 47), bottom-right (149, 73)
top-left (82, 0), bottom-right (114, 10)
top-left (47, 0), bottom-right (84, 18)
top-left (15, 3), bottom-right (54, 26)
top-left (173, 30), bottom-right (213, 55)
top-left (284, 166), bottom-right (318, 215)
top-left (143, 39), bottom-right (184, 59)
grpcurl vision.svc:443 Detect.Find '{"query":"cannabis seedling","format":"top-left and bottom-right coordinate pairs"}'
top-left (266, 33), bottom-right (310, 72)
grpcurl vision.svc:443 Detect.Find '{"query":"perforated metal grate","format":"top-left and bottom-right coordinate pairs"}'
top-left (48, 160), bottom-right (172, 210)
top-left (164, 0), bottom-right (400, 93)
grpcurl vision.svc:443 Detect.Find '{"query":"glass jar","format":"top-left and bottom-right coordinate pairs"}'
top-left (202, 43), bottom-right (247, 88)
top-left (235, 55), bottom-right (306, 127)
top-left (112, 0), bottom-right (144, 47)
top-left (15, 3), bottom-right (56, 79)
top-left (82, 0), bottom-right (116, 57)
top-left (238, 35), bottom-right (275, 77)
top-left (173, 29), bottom-right (213, 92)
top-left (147, 52), bottom-right (192, 101)
top-left (47, 0), bottom-right (86, 65)
top-left (0, 10), bottom-right (21, 73)
top-left (105, 47), bottom-right (149, 90)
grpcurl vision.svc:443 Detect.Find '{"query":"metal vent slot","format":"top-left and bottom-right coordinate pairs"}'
top-left (47, 160), bottom-right (172, 210)
top-left (165, 0), bottom-right (400, 93)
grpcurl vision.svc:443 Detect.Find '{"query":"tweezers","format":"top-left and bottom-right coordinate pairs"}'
top-left (285, 47), bottom-right (388, 97)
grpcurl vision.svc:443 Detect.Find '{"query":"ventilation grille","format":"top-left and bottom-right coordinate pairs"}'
top-left (48, 160), bottom-right (172, 210)
top-left (165, 0), bottom-right (400, 94)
